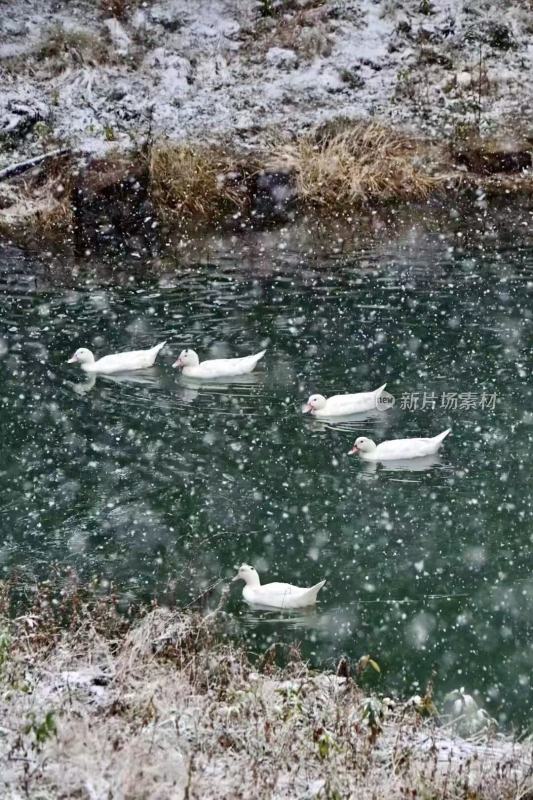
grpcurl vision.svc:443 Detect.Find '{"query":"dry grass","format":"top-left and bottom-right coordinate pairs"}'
top-left (149, 122), bottom-right (439, 226)
top-left (149, 143), bottom-right (255, 223)
top-left (0, 121), bottom-right (528, 242)
top-left (0, 579), bottom-right (532, 799)
top-left (269, 120), bottom-right (438, 207)
top-left (255, 4), bottom-right (332, 59)
top-left (35, 24), bottom-right (116, 69)
top-left (0, 154), bottom-right (74, 239)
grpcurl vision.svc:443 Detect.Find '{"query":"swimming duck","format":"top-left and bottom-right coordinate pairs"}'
top-left (173, 348), bottom-right (265, 379)
top-left (67, 341), bottom-right (166, 374)
top-left (348, 429), bottom-right (451, 461)
top-left (303, 384), bottom-right (387, 417)
top-left (232, 564), bottom-right (325, 609)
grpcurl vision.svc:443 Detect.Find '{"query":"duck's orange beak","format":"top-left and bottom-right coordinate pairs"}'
top-left (348, 445), bottom-right (359, 455)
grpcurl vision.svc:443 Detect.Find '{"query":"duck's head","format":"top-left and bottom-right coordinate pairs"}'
top-left (303, 394), bottom-right (327, 413)
top-left (172, 348), bottom-right (200, 369)
top-left (348, 436), bottom-right (376, 455)
top-left (232, 564), bottom-right (260, 586)
top-left (67, 347), bottom-right (95, 365)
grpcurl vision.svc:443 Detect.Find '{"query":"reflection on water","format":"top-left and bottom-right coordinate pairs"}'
top-left (1, 210), bottom-right (533, 730)
top-left (304, 408), bottom-right (393, 428)
top-left (362, 453), bottom-right (445, 473)
top-left (67, 369), bottom-right (163, 396)
top-left (240, 604), bottom-right (325, 626)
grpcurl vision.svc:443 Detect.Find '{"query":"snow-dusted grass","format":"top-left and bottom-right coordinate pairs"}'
top-left (2, 0), bottom-right (532, 171)
top-left (0, 152), bottom-right (74, 238)
top-left (35, 25), bottom-right (113, 71)
top-left (1, 581), bottom-right (532, 799)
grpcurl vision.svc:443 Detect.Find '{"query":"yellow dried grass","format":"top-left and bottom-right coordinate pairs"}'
top-left (149, 143), bottom-right (253, 223)
top-left (268, 120), bottom-right (437, 207)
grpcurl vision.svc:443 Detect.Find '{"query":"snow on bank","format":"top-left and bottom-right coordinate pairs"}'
top-left (1, 0), bottom-right (532, 170)
top-left (1, 605), bottom-right (532, 799)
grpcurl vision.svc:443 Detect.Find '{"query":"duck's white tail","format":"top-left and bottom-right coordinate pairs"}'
top-left (151, 341), bottom-right (167, 356)
top-left (373, 383), bottom-right (387, 397)
top-left (303, 579), bottom-right (326, 605)
top-left (433, 428), bottom-right (451, 447)
top-left (253, 349), bottom-right (266, 363)
top-left (246, 349), bottom-right (266, 369)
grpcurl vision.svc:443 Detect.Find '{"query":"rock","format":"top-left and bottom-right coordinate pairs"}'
top-left (2, 19), bottom-right (27, 37)
top-left (266, 47), bottom-right (298, 69)
top-left (454, 148), bottom-right (532, 174)
top-left (130, 8), bottom-right (147, 30)
top-left (456, 71), bottom-right (472, 88)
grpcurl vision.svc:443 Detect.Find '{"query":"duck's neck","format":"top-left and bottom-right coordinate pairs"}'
top-left (243, 573), bottom-right (261, 588)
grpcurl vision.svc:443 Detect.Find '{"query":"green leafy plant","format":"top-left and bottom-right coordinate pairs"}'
top-left (25, 711), bottom-right (57, 747)
top-left (356, 654), bottom-right (381, 677)
top-left (313, 727), bottom-right (336, 759)
top-left (104, 124), bottom-right (117, 142)
top-left (360, 697), bottom-right (383, 742)
top-left (277, 685), bottom-right (303, 720)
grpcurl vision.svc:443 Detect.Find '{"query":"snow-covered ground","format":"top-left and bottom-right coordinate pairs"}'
top-left (1, 0), bottom-right (532, 169)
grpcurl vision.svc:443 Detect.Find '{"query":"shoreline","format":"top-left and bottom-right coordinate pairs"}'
top-left (0, 127), bottom-right (532, 251)
top-left (1, 583), bottom-right (531, 798)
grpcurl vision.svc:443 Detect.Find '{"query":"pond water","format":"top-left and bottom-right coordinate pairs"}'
top-left (1, 208), bottom-right (533, 729)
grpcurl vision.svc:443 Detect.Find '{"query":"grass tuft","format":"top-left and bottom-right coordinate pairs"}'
top-left (255, 4), bottom-right (332, 59)
top-left (0, 153), bottom-right (75, 239)
top-left (36, 24), bottom-right (115, 69)
top-left (269, 119), bottom-right (437, 206)
top-left (149, 143), bottom-right (254, 223)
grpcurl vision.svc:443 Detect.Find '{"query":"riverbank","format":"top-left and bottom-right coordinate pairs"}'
top-left (1, 0), bottom-right (532, 245)
top-left (1, 125), bottom-right (532, 250)
top-left (0, 581), bottom-right (531, 799)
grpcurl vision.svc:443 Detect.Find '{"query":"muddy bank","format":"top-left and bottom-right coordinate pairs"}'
top-left (0, 129), bottom-right (532, 252)
top-left (0, 582), bottom-right (531, 799)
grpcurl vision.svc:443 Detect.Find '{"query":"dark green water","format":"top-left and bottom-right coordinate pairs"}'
top-left (1, 214), bottom-right (533, 728)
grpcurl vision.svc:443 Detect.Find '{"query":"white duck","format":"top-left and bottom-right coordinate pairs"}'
top-left (173, 348), bottom-right (266, 379)
top-left (67, 342), bottom-right (166, 374)
top-left (303, 384), bottom-right (387, 417)
top-left (348, 429), bottom-right (451, 461)
top-left (233, 564), bottom-right (326, 610)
